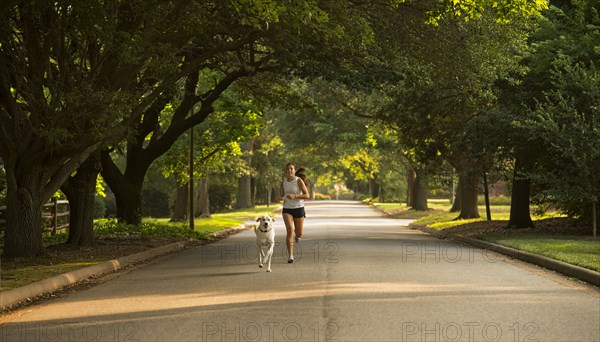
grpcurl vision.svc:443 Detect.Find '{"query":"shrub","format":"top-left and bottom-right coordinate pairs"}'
top-left (94, 195), bottom-right (106, 219)
top-left (95, 219), bottom-right (208, 240)
top-left (477, 195), bottom-right (512, 206)
top-left (209, 183), bottom-right (236, 212)
top-left (103, 193), bottom-right (117, 218)
top-left (142, 187), bottom-right (170, 217)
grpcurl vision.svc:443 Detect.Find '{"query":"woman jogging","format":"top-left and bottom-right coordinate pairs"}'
top-left (281, 163), bottom-right (309, 263)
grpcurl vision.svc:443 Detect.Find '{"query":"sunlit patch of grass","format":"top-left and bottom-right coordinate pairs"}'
top-left (1, 261), bottom-right (104, 292)
top-left (374, 199), bottom-right (452, 212)
top-left (410, 205), bottom-right (566, 230)
top-left (151, 205), bottom-right (278, 233)
top-left (193, 217), bottom-right (245, 233)
top-left (430, 218), bottom-right (483, 230)
top-left (403, 202), bottom-right (597, 271)
top-left (411, 212), bottom-right (456, 227)
top-left (373, 200), bottom-right (452, 219)
top-left (374, 203), bottom-right (406, 211)
top-left (149, 217), bottom-right (240, 234)
top-left (213, 205), bottom-right (278, 221)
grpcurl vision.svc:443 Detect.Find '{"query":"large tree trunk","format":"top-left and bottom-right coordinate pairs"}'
top-left (236, 174), bottom-right (253, 209)
top-left (195, 176), bottom-right (210, 218)
top-left (250, 176), bottom-right (257, 207)
top-left (61, 153), bottom-right (101, 246)
top-left (116, 187), bottom-right (143, 224)
top-left (2, 164), bottom-right (46, 258)
top-left (100, 150), bottom-right (146, 225)
top-left (171, 183), bottom-right (188, 222)
top-left (99, 70), bottom-right (214, 225)
top-left (107, 65), bottom-right (251, 222)
top-left (508, 157), bottom-right (535, 228)
top-left (411, 167), bottom-right (428, 211)
top-left (370, 175), bottom-right (381, 199)
top-left (456, 169), bottom-right (480, 219)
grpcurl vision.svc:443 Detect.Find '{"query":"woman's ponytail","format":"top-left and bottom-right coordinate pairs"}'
top-left (295, 167), bottom-right (309, 186)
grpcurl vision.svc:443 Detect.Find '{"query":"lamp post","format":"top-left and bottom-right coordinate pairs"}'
top-left (189, 127), bottom-right (194, 231)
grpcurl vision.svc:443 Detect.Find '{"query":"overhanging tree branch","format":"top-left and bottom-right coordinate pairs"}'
top-left (42, 141), bottom-right (104, 201)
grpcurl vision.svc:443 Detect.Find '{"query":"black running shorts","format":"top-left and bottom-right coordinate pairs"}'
top-left (282, 207), bottom-right (306, 219)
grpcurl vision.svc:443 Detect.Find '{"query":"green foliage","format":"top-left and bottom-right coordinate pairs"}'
top-left (0, 0), bottom-right (185, 148)
top-left (342, 149), bottom-right (380, 182)
top-left (0, 0), bottom-right (586, 257)
top-left (159, 81), bottom-right (262, 186)
top-left (478, 195), bottom-right (512, 206)
top-left (96, 176), bottom-right (107, 198)
top-left (102, 192), bottom-right (117, 218)
top-left (94, 220), bottom-right (208, 240)
top-left (526, 63), bottom-right (600, 215)
top-left (139, 164), bottom-right (173, 218)
top-left (361, 3), bottom-right (534, 188)
top-left (141, 187), bottom-right (171, 218)
top-left (422, 0), bottom-right (548, 25)
top-left (509, 1), bottom-right (600, 220)
top-left (93, 195), bottom-right (106, 219)
top-left (209, 183), bottom-right (238, 213)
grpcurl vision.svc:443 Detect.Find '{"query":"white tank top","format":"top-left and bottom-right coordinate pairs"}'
top-left (283, 176), bottom-right (304, 209)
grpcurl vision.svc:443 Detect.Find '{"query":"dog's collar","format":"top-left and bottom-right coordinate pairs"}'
top-left (259, 227), bottom-right (270, 233)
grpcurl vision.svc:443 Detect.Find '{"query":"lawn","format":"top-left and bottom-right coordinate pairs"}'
top-left (479, 235), bottom-right (600, 272)
top-left (389, 201), bottom-right (599, 273)
top-left (373, 200), bottom-right (452, 219)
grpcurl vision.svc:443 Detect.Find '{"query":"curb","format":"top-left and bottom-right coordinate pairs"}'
top-left (1, 223), bottom-right (258, 311)
top-left (1, 241), bottom-right (188, 311)
top-left (413, 225), bottom-right (600, 287)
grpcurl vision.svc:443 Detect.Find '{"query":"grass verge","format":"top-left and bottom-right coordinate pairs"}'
top-left (375, 201), bottom-right (599, 273)
top-left (479, 235), bottom-right (600, 272)
top-left (0, 205), bottom-right (279, 292)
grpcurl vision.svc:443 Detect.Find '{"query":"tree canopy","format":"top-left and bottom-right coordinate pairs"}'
top-left (6, 0), bottom-right (594, 257)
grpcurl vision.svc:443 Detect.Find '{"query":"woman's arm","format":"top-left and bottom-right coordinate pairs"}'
top-left (293, 179), bottom-right (309, 200)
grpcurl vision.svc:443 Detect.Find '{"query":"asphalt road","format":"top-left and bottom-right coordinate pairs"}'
top-left (1, 201), bottom-right (599, 342)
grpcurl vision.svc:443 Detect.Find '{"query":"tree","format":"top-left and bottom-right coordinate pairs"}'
top-left (0, 0), bottom-right (190, 257)
top-left (159, 94), bottom-right (260, 220)
top-left (252, 125), bottom-right (286, 204)
top-left (527, 63), bottom-right (599, 221)
top-left (101, 1), bottom-right (377, 224)
top-left (60, 152), bottom-right (102, 245)
top-left (496, 1), bottom-right (599, 228)
top-left (363, 1), bottom-right (536, 218)
top-left (0, 0), bottom-right (550, 256)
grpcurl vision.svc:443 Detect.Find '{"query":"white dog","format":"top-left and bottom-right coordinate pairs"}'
top-left (255, 215), bottom-right (275, 272)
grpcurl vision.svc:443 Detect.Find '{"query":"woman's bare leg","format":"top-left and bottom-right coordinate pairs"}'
top-left (283, 213), bottom-right (295, 256)
top-left (294, 217), bottom-right (304, 240)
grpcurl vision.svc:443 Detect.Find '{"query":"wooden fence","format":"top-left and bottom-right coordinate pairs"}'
top-left (0, 198), bottom-right (70, 235)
